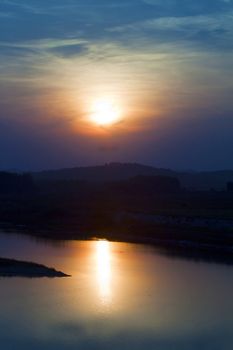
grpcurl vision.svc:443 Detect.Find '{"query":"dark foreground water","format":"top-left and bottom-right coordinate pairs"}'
top-left (0, 231), bottom-right (232, 350)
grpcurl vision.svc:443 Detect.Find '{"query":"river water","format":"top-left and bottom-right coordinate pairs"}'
top-left (0, 231), bottom-right (232, 349)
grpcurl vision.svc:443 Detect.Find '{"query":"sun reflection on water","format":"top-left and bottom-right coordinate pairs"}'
top-left (96, 240), bottom-right (112, 304)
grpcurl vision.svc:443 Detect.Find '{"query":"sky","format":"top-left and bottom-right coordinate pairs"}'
top-left (0, 0), bottom-right (233, 171)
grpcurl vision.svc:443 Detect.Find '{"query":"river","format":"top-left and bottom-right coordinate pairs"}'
top-left (0, 231), bottom-right (232, 349)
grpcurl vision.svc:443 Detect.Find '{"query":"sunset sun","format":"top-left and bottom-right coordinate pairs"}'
top-left (90, 98), bottom-right (121, 126)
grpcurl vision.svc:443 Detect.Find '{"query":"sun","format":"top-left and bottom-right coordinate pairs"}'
top-left (90, 98), bottom-right (121, 126)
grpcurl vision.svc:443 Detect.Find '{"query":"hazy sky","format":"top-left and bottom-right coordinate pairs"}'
top-left (0, 0), bottom-right (233, 170)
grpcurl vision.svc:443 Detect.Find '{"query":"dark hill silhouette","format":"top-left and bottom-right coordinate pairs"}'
top-left (34, 163), bottom-right (173, 182)
top-left (33, 163), bottom-right (233, 190)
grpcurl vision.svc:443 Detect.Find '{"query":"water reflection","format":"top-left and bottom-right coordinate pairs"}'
top-left (95, 240), bottom-right (112, 304)
top-left (0, 234), bottom-right (233, 350)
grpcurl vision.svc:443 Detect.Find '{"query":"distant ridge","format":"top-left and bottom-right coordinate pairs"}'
top-left (33, 163), bottom-right (174, 182)
top-left (32, 163), bottom-right (233, 190)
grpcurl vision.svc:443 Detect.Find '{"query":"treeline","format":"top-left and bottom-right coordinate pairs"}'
top-left (107, 175), bottom-right (180, 194)
top-left (0, 172), bottom-right (35, 194)
top-left (1, 171), bottom-right (233, 239)
top-left (1, 170), bottom-right (233, 196)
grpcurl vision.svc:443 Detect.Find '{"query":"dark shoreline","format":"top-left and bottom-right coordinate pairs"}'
top-left (1, 222), bottom-right (233, 266)
top-left (0, 257), bottom-right (70, 278)
top-left (0, 181), bottom-right (233, 266)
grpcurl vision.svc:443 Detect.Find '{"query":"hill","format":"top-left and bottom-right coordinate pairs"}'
top-left (33, 163), bottom-right (173, 182)
top-left (33, 163), bottom-right (233, 190)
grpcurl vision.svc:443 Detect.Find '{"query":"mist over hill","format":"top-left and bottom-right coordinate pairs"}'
top-left (33, 163), bottom-right (233, 190)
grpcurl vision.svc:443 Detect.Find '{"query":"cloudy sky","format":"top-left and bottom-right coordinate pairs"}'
top-left (0, 0), bottom-right (233, 170)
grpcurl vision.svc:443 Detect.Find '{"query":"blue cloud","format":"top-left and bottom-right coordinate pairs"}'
top-left (0, 44), bottom-right (36, 57)
top-left (1, 0), bottom-right (233, 49)
top-left (50, 44), bottom-right (88, 58)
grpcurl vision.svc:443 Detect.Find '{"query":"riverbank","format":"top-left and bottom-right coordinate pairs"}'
top-left (0, 257), bottom-right (70, 277)
top-left (0, 189), bottom-right (233, 265)
top-left (1, 218), bottom-right (233, 265)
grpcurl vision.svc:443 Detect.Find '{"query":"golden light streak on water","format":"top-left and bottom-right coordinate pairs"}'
top-left (95, 240), bottom-right (112, 304)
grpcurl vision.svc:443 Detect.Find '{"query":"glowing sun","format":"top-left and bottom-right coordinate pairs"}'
top-left (90, 98), bottom-right (121, 126)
